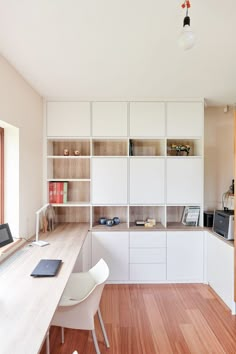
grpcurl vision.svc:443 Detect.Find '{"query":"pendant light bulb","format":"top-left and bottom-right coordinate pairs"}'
top-left (178, 2), bottom-right (196, 50)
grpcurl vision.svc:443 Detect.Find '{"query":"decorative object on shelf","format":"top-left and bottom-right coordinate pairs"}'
top-left (129, 139), bottom-right (134, 156)
top-left (45, 204), bottom-right (56, 231)
top-left (171, 144), bottom-right (190, 156)
top-left (99, 217), bottom-right (107, 225)
top-left (63, 148), bottom-right (69, 156)
top-left (73, 150), bottom-right (80, 156)
top-left (135, 220), bottom-right (145, 226)
top-left (182, 206), bottom-right (200, 226)
top-left (113, 217), bottom-right (120, 225)
top-left (178, 0), bottom-right (196, 50)
top-left (106, 219), bottom-right (114, 227)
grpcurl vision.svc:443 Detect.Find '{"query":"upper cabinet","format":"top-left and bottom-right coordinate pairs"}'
top-left (47, 102), bottom-right (91, 137)
top-left (166, 102), bottom-right (203, 137)
top-left (130, 102), bottom-right (165, 137)
top-left (92, 102), bottom-right (128, 137)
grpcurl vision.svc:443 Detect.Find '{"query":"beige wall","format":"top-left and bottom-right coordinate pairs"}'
top-left (204, 106), bottom-right (234, 211)
top-left (0, 55), bottom-right (43, 238)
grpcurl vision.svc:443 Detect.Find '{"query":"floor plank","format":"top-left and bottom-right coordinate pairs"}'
top-left (40, 284), bottom-right (236, 354)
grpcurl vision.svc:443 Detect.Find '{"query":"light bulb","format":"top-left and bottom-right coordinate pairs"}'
top-left (178, 15), bottom-right (196, 50)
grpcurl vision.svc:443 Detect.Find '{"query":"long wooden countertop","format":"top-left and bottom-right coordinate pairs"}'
top-left (0, 222), bottom-right (89, 354)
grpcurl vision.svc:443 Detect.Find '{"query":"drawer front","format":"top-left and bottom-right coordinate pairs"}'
top-left (130, 231), bottom-right (166, 248)
top-left (130, 263), bottom-right (166, 281)
top-left (130, 248), bottom-right (166, 263)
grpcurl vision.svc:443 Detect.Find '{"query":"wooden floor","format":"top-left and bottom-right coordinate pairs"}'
top-left (41, 284), bottom-right (236, 354)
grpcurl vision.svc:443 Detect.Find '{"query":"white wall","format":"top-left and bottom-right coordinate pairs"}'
top-left (204, 106), bottom-right (234, 211)
top-left (0, 55), bottom-right (43, 238)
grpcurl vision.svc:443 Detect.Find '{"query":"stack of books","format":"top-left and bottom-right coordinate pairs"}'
top-left (49, 181), bottom-right (68, 203)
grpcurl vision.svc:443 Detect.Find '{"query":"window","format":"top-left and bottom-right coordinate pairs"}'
top-left (0, 127), bottom-right (4, 223)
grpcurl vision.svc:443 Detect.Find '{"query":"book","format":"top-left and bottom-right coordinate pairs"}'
top-left (63, 182), bottom-right (68, 203)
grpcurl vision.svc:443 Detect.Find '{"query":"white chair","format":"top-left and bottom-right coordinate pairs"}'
top-left (49, 259), bottom-right (110, 354)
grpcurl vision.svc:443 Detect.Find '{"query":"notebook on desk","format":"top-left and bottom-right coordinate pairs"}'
top-left (30, 259), bottom-right (62, 277)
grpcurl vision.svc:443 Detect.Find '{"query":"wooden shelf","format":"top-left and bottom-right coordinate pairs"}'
top-left (129, 139), bottom-right (165, 156)
top-left (92, 139), bottom-right (127, 156)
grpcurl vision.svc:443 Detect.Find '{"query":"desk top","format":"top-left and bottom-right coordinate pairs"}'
top-left (0, 222), bottom-right (89, 354)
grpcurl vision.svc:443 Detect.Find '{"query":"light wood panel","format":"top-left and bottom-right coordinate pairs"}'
top-left (54, 207), bottom-right (90, 223)
top-left (41, 283), bottom-right (236, 354)
top-left (52, 140), bottom-right (90, 156)
top-left (67, 181), bottom-right (90, 202)
top-left (52, 158), bottom-right (90, 179)
top-left (92, 206), bottom-right (128, 227)
top-left (92, 139), bottom-right (127, 156)
top-left (131, 139), bottom-right (165, 156)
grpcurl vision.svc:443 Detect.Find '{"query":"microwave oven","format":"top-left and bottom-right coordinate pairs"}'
top-left (213, 210), bottom-right (234, 240)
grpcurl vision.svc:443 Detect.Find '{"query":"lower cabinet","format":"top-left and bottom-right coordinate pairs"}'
top-left (167, 231), bottom-right (204, 282)
top-left (129, 231), bottom-right (166, 281)
top-left (206, 231), bottom-right (234, 311)
top-left (92, 232), bottom-right (129, 281)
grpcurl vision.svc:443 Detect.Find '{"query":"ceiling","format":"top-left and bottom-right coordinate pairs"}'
top-left (0, 0), bottom-right (235, 105)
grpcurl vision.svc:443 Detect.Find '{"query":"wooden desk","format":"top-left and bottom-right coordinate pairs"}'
top-left (0, 223), bottom-right (89, 354)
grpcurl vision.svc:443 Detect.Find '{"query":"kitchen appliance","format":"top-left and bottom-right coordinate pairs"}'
top-left (213, 210), bottom-right (234, 240)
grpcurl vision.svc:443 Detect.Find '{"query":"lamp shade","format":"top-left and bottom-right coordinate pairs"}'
top-left (178, 15), bottom-right (196, 50)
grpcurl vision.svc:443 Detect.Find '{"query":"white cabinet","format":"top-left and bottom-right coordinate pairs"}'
top-left (92, 102), bottom-right (128, 137)
top-left (129, 231), bottom-right (166, 281)
top-left (92, 232), bottom-right (129, 281)
top-left (130, 102), bottom-right (165, 137)
top-left (167, 231), bottom-right (204, 281)
top-left (166, 158), bottom-right (203, 204)
top-left (206, 231), bottom-right (234, 311)
top-left (92, 158), bottom-right (128, 204)
top-left (129, 158), bottom-right (165, 204)
top-left (47, 102), bottom-right (90, 137)
top-left (166, 102), bottom-right (203, 137)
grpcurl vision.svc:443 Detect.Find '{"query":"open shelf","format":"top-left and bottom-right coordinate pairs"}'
top-left (129, 139), bottom-right (165, 156)
top-left (129, 206), bottom-right (165, 228)
top-left (47, 158), bottom-right (90, 179)
top-left (166, 205), bottom-right (202, 227)
top-left (47, 139), bottom-right (90, 157)
top-left (92, 206), bottom-right (128, 227)
top-left (54, 206), bottom-right (90, 223)
top-left (167, 139), bottom-right (202, 157)
top-left (92, 139), bottom-right (127, 156)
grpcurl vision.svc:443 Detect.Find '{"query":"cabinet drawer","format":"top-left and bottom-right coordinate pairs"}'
top-left (130, 248), bottom-right (166, 263)
top-left (130, 264), bottom-right (166, 281)
top-left (130, 232), bottom-right (166, 248)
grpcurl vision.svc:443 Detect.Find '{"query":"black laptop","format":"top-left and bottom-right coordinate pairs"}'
top-left (30, 259), bottom-right (62, 277)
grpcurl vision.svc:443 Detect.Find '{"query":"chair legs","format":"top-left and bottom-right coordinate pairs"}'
top-left (97, 307), bottom-right (110, 348)
top-left (91, 329), bottom-right (101, 354)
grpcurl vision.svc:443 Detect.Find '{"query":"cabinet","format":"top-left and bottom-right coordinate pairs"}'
top-left (206, 231), bottom-right (234, 311)
top-left (130, 102), bottom-right (165, 137)
top-left (129, 158), bottom-right (165, 204)
top-left (47, 102), bottom-right (90, 137)
top-left (92, 232), bottom-right (129, 281)
top-left (92, 158), bottom-right (128, 204)
top-left (167, 231), bottom-right (204, 281)
top-left (92, 102), bottom-right (128, 137)
top-left (129, 231), bottom-right (166, 281)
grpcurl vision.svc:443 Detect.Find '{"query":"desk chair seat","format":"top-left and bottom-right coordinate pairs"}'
top-left (50, 259), bottom-right (110, 354)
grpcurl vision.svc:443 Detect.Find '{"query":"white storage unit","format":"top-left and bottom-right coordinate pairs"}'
top-left (47, 102), bottom-right (90, 137)
top-left (92, 102), bottom-right (128, 137)
top-left (129, 158), bottom-right (165, 204)
top-left (206, 231), bottom-right (235, 312)
top-left (92, 232), bottom-right (129, 281)
top-left (166, 158), bottom-right (203, 204)
top-left (166, 102), bottom-right (203, 137)
top-left (92, 158), bottom-right (128, 204)
top-left (130, 102), bottom-right (165, 137)
top-left (129, 231), bottom-right (166, 281)
top-left (167, 231), bottom-right (204, 282)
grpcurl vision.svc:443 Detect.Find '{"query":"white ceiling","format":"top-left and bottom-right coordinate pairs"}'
top-left (0, 0), bottom-right (235, 105)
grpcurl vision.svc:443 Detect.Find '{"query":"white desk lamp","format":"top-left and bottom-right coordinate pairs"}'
top-left (32, 203), bottom-right (50, 246)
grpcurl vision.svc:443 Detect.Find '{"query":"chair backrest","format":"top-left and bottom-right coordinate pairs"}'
top-left (72, 351), bottom-right (78, 354)
top-left (89, 258), bottom-right (109, 285)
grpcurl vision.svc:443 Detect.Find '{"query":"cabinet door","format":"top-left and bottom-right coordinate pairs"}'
top-left (92, 232), bottom-right (129, 281)
top-left (166, 102), bottom-right (203, 137)
top-left (130, 102), bottom-right (165, 137)
top-left (130, 158), bottom-right (165, 204)
top-left (130, 231), bottom-right (166, 248)
top-left (47, 102), bottom-right (90, 137)
top-left (92, 158), bottom-right (128, 204)
top-left (167, 231), bottom-right (204, 281)
top-left (92, 102), bottom-right (128, 137)
top-left (166, 158), bottom-right (203, 204)
top-left (206, 231), bottom-right (234, 310)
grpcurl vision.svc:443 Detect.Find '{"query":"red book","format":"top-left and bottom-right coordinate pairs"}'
top-left (55, 182), bottom-right (61, 204)
top-left (49, 182), bottom-right (54, 203)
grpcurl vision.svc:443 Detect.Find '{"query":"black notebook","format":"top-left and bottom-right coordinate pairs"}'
top-left (30, 259), bottom-right (62, 277)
